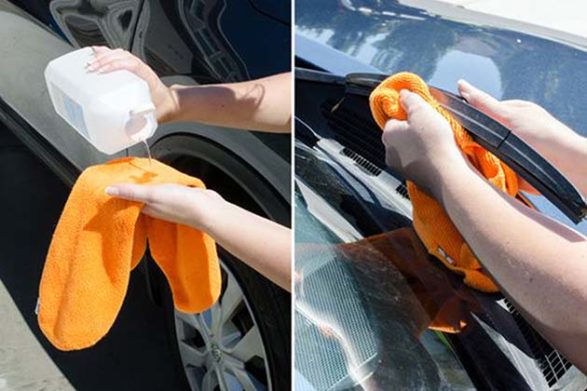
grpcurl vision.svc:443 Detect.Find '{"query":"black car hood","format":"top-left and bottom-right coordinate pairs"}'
top-left (296, 0), bottom-right (587, 232)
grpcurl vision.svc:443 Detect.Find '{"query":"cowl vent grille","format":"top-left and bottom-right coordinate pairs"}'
top-left (502, 298), bottom-right (572, 386)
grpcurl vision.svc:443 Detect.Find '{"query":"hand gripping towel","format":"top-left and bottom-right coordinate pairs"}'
top-left (38, 157), bottom-right (221, 350)
top-left (369, 72), bottom-right (519, 293)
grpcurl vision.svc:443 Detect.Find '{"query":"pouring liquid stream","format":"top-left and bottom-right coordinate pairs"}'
top-left (142, 139), bottom-right (152, 168)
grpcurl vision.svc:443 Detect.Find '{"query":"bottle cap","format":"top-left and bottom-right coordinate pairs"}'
top-left (126, 103), bottom-right (157, 141)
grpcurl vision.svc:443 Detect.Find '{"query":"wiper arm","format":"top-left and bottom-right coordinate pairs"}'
top-left (344, 73), bottom-right (587, 224)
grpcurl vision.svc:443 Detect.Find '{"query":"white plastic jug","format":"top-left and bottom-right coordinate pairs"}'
top-left (44, 47), bottom-right (157, 155)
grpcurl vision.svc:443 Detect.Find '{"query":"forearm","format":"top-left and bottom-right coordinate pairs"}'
top-left (523, 121), bottom-right (587, 195)
top-left (165, 73), bottom-right (291, 133)
top-left (552, 133), bottom-right (587, 195)
top-left (435, 159), bottom-right (587, 371)
top-left (200, 200), bottom-right (291, 292)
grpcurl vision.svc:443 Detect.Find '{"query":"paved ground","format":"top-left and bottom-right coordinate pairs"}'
top-left (0, 127), bottom-right (185, 390)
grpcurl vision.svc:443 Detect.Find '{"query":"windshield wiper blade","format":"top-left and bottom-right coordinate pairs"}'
top-left (344, 73), bottom-right (587, 223)
top-left (429, 86), bottom-right (586, 223)
top-left (429, 87), bottom-right (510, 149)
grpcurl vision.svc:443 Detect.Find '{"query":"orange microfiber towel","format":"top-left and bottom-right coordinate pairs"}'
top-left (369, 72), bottom-right (519, 293)
top-left (38, 157), bottom-right (220, 351)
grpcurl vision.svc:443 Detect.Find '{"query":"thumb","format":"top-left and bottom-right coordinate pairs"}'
top-left (382, 119), bottom-right (409, 147)
top-left (398, 89), bottom-right (428, 115)
top-left (383, 118), bottom-right (409, 133)
top-left (457, 80), bottom-right (507, 119)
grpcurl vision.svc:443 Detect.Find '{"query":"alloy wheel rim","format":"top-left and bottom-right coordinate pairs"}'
top-left (174, 262), bottom-right (272, 391)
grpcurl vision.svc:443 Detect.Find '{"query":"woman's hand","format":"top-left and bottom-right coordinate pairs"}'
top-left (105, 182), bottom-right (292, 291)
top-left (88, 46), bottom-right (178, 123)
top-left (105, 183), bottom-right (225, 230)
top-left (382, 90), bottom-right (468, 199)
top-left (87, 47), bottom-right (291, 133)
top-left (458, 80), bottom-right (587, 193)
top-left (385, 83), bottom-right (587, 197)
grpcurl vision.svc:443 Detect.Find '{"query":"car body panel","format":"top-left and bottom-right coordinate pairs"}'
top-left (0, 1), bottom-right (115, 173)
top-left (0, 0), bottom-right (290, 204)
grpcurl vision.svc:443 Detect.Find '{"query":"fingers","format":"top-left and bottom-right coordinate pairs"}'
top-left (91, 46), bottom-right (110, 55)
top-left (518, 177), bottom-right (540, 195)
top-left (457, 79), bottom-right (508, 118)
top-left (140, 204), bottom-right (160, 218)
top-left (90, 46), bottom-right (123, 61)
top-left (93, 58), bottom-right (140, 74)
top-left (87, 47), bottom-right (137, 73)
top-left (383, 119), bottom-right (409, 137)
top-left (382, 119), bottom-right (408, 169)
top-left (105, 184), bottom-right (155, 203)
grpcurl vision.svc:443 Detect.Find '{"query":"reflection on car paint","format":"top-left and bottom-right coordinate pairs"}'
top-left (296, 0), bottom-right (587, 232)
top-left (177, 0), bottom-right (249, 81)
top-left (49, 0), bottom-right (139, 48)
top-left (46, 0), bottom-right (287, 83)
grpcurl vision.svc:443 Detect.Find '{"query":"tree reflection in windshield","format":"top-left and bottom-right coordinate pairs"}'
top-left (296, 0), bottom-right (587, 138)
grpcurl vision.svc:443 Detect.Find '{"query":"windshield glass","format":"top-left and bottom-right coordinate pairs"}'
top-left (296, 0), bottom-right (587, 234)
top-left (294, 116), bottom-right (587, 388)
top-left (294, 144), bottom-right (477, 390)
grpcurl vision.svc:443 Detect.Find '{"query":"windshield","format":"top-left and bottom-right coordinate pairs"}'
top-left (294, 109), bottom-right (587, 388)
top-left (296, 0), bottom-right (587, 234)
top-left (294, 142), bottom-right (476, 390)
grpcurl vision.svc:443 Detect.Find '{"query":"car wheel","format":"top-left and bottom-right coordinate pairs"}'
top-left (149, 136), bottom-right (290, 390)
top-left (160, 251), bottom-right (289, 391)
top-left (175, 260), bottom-right (271, 390)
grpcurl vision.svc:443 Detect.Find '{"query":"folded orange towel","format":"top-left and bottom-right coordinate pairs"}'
top-left (38, 157), bottom-right (220, 351)
top-left (369, 72), bottom-right (519, 292)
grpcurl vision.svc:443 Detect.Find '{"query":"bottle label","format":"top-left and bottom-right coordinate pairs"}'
top-left (50, 83), bottom-right (89, 139)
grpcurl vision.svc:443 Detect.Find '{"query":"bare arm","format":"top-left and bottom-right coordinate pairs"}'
top-left (382, 89), bottom-right (587, 372)
top-left (89, 47), bottom-right (291, 133)
top-left (435, 157), bottom-right (587, 372)
top-left (166, 73), bottom-right (291, 133)
top-left (200, 197), bottom-right (292, 290)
